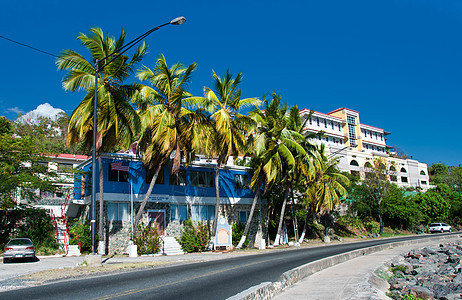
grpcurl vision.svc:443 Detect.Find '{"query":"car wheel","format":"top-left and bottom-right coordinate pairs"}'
top-left (3, 258), bottom-right (10, 264)
top-left (441, 229), bottom-right (444, 233)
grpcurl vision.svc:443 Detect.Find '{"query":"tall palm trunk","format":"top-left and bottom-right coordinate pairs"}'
top-left (378, 196), bottom-right (384, 236)
top-left (290, 185), bottom-right (299, 243)
top-left (97, 155), bottom-right (105, 255)
top-left (236, 176), bottom-right (262, 249)
top-left (273, 189), bottom-right (290, 246)
top-left (298, 213), bottom-right (310, 244)
top-left (133, 163), bottom-right (162, 234)
top-left (212, 162), bottom-right (222, 235)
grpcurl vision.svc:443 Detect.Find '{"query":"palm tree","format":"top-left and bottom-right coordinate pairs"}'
top-left (299, 144), bottom-right (349, 242)
top-left (132, 54), bottom-right (208, 233)
top-left (236, 93), bottom-right (307, 248)
top-left (272, 106), bottom-right (316, 246)
top-left (201, 70), bottom-right (259, 234)
top-left (57, 28), bottom-right (145, 253)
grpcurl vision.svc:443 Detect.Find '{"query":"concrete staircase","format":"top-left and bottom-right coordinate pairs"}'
top-left (67, 244), bottom-right (81, 256)
top-left (56, 222), bottom-right (70, 254)
top-left (161, 237), bottom-right (185, 255)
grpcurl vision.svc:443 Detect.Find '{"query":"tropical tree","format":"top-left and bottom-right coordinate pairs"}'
top-left (355, 157), bottom-right (389, 235)
top-left (132, 54), bottom-right (208, 233)
top-left (300, 144), bottom-right (349, 241)
top-left (280, 106), bottom-right (316, 244)
top-left (201, 70), bottom-right (259, 234)
top-left (57, 28), bottom-right (145, 253)
top-left (236, 93), bottom-right (307, 248)
top-left (0, 133), bottom-right (57, 209)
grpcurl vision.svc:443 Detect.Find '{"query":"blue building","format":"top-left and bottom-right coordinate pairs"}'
top-left (75, 153), bottom-right (262, 253)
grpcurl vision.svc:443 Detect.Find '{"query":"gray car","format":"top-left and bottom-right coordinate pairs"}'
top-left (3, 238), bottom-right (36, 263)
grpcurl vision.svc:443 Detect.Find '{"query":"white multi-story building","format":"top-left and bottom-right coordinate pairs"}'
top-left (300, 107), bottom-right (430, 191)
top-left (22, 154), bottom-right (89, 217)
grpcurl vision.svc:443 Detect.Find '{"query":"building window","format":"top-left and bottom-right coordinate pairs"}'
top-left (331, 121), bottom-right (334, 130)
top-left (420, 170), bottom-right (426, 176)
top-left (191, 205), bottom-right (215, 221)
top-left (324, 119), bottom-right (327, 128)
top-left (347, 115), bottom-right (356, 125)
top-left (170, 204), bottom-right (187, 221)
top-left (190, 171), bottom-right (214, 187)
top-left (34, 161), bottom-right (49, 172)
top-left (390, 175), bottom-right (397, 182)
top-left (309, 117), bottom-right (312, 125)
top-left (108, 162), bottom-right (129, 182)
top-left (108, 202), bottom-right (129, 221)
top-left (234, 174), bottom-right (249, 189)
top-left (421, 180), bottom-right (427, 185)
top-left (170, 170), bottom-right (186, 186)
top-left (348, 123), bottom-right (356, 147)
top-left (146, 167), bottom-right (164, 184)
top-left (400, 168), bottom-right (407, 173)
top-left (316, 118), bottom-right (320, 127)
top-left (350, 160), bottom-right (359, 166)
top-left (401, 176), bottom-right (408, 183)
top-left (57, 163), bottom-right (73, 174)
top-left (239, 211), bottom-right (249, 223)
top-left (350, 170), bottom-right (360, 177)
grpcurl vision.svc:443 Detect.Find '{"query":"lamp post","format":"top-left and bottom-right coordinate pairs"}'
top-left (90, 16), bottom-right (186, 254)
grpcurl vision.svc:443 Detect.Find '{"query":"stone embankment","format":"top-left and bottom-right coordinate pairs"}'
top-left (388, 241), bottom-right (462, 300)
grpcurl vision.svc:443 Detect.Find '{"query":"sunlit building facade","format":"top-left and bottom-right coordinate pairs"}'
top-left (300, 107), bottom-right (430, 191)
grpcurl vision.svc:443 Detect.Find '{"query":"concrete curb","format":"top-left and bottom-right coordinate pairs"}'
top-left (229, 234), bottom-right (459, 300)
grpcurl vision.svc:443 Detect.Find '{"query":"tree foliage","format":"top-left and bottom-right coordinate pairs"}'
top-left (0, 133), bottom-right (56, 208)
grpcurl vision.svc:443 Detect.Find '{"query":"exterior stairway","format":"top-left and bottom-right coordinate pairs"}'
top-left (54, 218), bottom-right (70, 255)
top-left (161, 237), bottom-right (185, 255)
top-left (67, 245), bottom-right (81, 256)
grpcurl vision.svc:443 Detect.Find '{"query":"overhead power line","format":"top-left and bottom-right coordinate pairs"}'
top-left (0, 34), bottom-right (59, 58)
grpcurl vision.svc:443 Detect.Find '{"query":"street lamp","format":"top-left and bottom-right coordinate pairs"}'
top-left (90, 16), bottom-right (186, 254)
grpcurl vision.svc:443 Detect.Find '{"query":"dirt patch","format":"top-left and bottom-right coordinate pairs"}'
top-left (20, 261), bottom-right (173, 285)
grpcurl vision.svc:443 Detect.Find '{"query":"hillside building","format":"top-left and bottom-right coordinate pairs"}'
top-left (300, 107), bottom-right (430, 191)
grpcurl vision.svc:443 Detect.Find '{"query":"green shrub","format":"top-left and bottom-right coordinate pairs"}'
top-left (391, 265), bottom-right (407, 274)
top-left (364, 220), bottom-right (380, 234)
top-left (8, 207), bottom-right (59, 251)
top-left (68, 218), bottom-right (92, 253)
top-left (179, 220), bottom-right (211, 253)
top-left (133, 224), bottom-right (161, 255)
top-left (334, 216), bottom-right (365, 237)
top-left (232, 222), bottom-right (249, 247)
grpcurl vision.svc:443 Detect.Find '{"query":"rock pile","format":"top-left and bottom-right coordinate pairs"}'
top-left (387, 241), bottom-right (462, 300)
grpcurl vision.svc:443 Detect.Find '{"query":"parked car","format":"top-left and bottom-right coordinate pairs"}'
top-left (3, 238), bottom-right (36, 263)
top-left (428, 223), bottom-right (452, 233)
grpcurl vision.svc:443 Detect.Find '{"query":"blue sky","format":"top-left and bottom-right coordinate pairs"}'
top-left (1, 0), bottom-right (461, 166)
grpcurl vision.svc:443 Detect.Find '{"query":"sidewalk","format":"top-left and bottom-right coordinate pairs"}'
top-left (272, 236), bottom-right (461, 300)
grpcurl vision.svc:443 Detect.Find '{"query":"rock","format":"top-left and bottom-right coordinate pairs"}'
top-left (453, 273), bottom-right (462, 283)
top-left (442, 293), bottom-right (462, 300)
top-left (433, 283), bottom-right (452, 299)
top-left (388, 242), bottom-right (462, 299)
top-left (404, 285), bottom-right (434, 300)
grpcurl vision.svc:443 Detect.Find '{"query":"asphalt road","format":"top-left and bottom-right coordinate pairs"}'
top-left (0, 233), bottom-right (456, 300)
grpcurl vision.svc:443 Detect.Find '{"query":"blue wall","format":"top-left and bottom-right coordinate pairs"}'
top-left (75, 156), bottom-right (254, 200)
